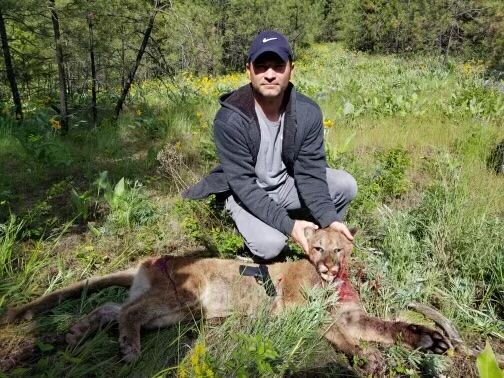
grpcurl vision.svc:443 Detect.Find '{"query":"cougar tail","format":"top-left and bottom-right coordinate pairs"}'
top-left (2, 267), bottom-right (137, 324)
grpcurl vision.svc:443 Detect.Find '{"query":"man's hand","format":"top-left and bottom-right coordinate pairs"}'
top-left (329, 221), bottom-right (354, 241)
top-left (291, 220), bottom-right (319, 254)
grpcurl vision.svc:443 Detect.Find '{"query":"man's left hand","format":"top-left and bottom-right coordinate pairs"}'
top-left (329, 221), bottom-right (354, 241)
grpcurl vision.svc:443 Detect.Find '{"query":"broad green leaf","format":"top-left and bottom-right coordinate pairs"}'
top-left (477, 341), bottom-right (503, 378)
top-left (114, 177), bottom-right (126, 198)
top-left (95, 171), bottom-right (110, 192)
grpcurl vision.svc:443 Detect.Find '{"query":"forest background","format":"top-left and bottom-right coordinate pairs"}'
top-left (0, 0), bottom-right (503, 377)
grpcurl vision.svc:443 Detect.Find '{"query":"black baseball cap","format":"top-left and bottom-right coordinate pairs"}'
top-left (248, 31), bottom-right (293, 63)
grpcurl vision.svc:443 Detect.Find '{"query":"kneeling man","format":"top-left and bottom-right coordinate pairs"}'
top-left (184, 31), bottom-right (357, 260)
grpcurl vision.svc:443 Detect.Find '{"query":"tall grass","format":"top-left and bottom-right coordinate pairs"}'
top-left (0, 215), bottom-right (23, 277)
top-left (178, 285), bottom-right (339, 377)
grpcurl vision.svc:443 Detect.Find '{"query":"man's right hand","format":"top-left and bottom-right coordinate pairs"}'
top-left (291, 220), bottom-right (319, 254)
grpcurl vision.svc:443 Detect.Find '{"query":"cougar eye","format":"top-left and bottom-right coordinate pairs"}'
top-left (334, 248), bottom-right (342, 254)
top-left (314, 246), bottom-right (324, 253)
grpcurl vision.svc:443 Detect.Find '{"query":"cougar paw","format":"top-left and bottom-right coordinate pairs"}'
top-left (66, 319), bottom-right (92, 346)
top-left (65, 333), bottom-right (78, 346)
top-left (119, 335), bottom-right (140, 362)
top-left (408, 324), bottom-right (451, 354)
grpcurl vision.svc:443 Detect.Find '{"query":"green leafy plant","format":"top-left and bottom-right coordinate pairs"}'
top-left (375, 147), bottom-right (411, 199)
top-left (26, 134), bottom-right (73, 168)
top-left (477, 342), bottom-right (504, 378)
top-left (103, 177), bottom-right (157, 230)
top-left (175, 197), bottom-right (244, 257)
top-left (20, 199), bottom-right (55, 239)
top-left (227, 334), bottom-right (280, 377)
top-left (70, 189), bottom-right (91, 222)
top-left (209, 227), bottom-right (244, 257)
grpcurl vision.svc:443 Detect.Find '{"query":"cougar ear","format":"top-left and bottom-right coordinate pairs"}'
top-left (304, 227), bottom-right (317, 240)
top-left (349, 227), bottom-right (358, 237)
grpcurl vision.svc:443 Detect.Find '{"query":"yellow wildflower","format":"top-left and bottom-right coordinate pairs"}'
top-left (50, 118), bottom-right (61, 130)
top-left (136, 109), bottom-right (142, 116)
top-left (175, 141), bottom-right (182, 152)
top-left (461, 63), bottom-right (472, 74)
top-left (323, 119), bottom-right (334, 129)
top-left (84, 245), bottom-right (94, 252)
top-left (459, 61), bottom-right (486, 76)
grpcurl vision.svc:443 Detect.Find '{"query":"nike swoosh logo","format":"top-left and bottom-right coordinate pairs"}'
top-left (262, 37), bottom-right (278, 43)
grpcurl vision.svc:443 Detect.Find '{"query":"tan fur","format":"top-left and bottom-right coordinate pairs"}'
top-left (3, 228), bottom-right (449, 372)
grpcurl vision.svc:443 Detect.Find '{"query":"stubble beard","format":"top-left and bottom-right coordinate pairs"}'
top-left (253, 84), bottom-right (285, 105)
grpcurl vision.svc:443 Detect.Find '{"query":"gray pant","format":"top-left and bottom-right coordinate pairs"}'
top-left (225, 168), bottom-right (357, 260)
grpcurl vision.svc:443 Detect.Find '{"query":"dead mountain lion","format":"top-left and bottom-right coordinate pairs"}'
top-left (3, 228), bottom-right (450, 370)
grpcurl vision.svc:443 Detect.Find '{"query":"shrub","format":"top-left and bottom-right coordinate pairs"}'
top-left (370, 151), bottom-right (504, 332)
top-left (102, 176), bottom-right (157, 230)
top-left (26, 134), bottom-right (73, 169)
top-left (486, 139), bottom-right (504, 174)
top-left (375, 148), bottom-right (411, 200)
top-left (339, 0), bottom-right (503, 68)
top-left (174, 197), bottom-right (244, 257)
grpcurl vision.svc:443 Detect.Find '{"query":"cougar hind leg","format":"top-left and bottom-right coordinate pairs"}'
top-left (66, 302), bottom-right (122, 346)
top-left (118, 293), bottom-right (190, 362)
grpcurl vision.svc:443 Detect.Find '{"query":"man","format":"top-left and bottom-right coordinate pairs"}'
top-left (184, 31), bottom-right (357, 260)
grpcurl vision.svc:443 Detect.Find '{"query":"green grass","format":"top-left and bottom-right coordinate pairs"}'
top-left (1, 43), bottom-right (503, 377)
top-left (175, 285), bottom-right (340, 378)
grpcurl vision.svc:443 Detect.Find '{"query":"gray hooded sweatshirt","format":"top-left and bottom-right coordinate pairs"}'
top-left (183, 83), bottom-right (339, 235)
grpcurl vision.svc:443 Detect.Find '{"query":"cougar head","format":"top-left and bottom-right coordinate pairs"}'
top-left (305, 227), bottom-right (356, 282)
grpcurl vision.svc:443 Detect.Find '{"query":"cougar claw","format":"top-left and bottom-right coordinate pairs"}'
top-left (409, 325), bottom-right (452, 354)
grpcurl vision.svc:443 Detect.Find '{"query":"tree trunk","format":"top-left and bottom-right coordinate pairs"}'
top-left (88, 12), bottom-right (97, 126)
top-left (114, 0), bottom-right (161, 119)
top-left (49, 0), bottom-right (69, 134)
top-left (121, 26), bottom-right (125, 89)
top-left (0, 8), bottom-right (23, 120)
top-left (443, 25), bottom-right (453, 65)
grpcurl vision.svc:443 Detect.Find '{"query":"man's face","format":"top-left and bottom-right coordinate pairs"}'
top-left (246, 52), bottom-right (293, 100)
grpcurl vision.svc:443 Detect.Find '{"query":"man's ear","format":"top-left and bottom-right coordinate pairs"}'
top-left (304, 227), bottom-right (316, 241)
top-left (349, 227), bottom-right (358, 237)
top-left (246, 63), bottom-right (251, 80)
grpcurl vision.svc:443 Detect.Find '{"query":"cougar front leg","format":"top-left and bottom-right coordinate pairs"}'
top-left (387, 322), bottom-right (450, 353)
top-left (337, 308), bottom-right (450, 354)
top-left (66, 302), bottom-right (121, 346)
